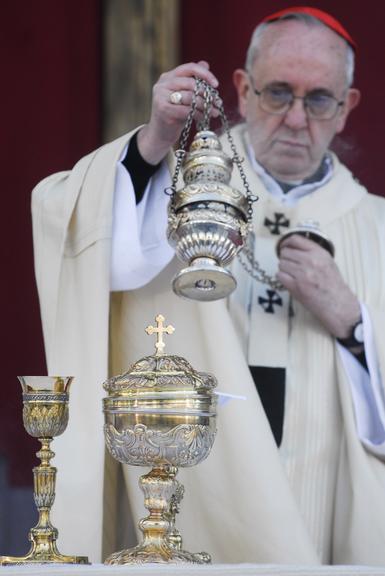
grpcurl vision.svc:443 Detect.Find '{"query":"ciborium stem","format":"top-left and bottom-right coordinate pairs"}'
top-left (105, 466), bottom-right (210, 565)
top-left (139, 466), bottom-right (176, 551)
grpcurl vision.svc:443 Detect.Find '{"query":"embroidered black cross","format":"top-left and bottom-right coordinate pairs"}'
top-left (264, 213), bottom-right (290, 235)
top-left (258, 290), bottom-right (283, 314)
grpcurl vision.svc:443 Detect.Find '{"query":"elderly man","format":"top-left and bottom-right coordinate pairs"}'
top-left (32, 6), bottom-right (385, 566)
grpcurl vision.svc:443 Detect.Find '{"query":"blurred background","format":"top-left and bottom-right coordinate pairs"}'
top-left (1, 0), bottom-right (384, 555)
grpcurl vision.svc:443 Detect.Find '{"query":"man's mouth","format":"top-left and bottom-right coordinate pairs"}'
top-left (276, 139), bottom-right (308, 148)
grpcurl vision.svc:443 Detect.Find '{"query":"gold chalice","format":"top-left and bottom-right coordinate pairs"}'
top-left (103, 314), bottom-right (217, 564)
top-left (0, 376), bottom-right (89, 565)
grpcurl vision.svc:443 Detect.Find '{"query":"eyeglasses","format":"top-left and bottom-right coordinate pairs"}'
top-left (249, 77), bottom-right (345, 120)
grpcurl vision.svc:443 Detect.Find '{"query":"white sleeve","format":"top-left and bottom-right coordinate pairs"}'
top-left (110, 148), bottom-right (174, 291)
top-left (337, 303), bottom-right (385, 457)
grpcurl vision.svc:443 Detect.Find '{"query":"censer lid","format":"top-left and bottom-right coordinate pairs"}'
top-left (188, 130), bottom-right (222, 152)
top-left (103, 314), bottom-right (217, 396)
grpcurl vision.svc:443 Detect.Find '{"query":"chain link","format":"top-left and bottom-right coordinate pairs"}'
top-left (165, 79), bottom-right (201, 211)
top-left (216, 98), bottom-right (258, 224)
top-left (237, 244), bottom-right (284, 291)
top-left (167, 76), bottom-right (283, 291)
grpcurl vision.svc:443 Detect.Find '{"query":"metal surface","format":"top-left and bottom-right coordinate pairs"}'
top-left (167, 78), bottom-right (257, 302)
top-left (168, 130), bottom-right (250, 300)
top-left (0, 377), bottom-right (89, 566)
top-left (276, 220), bottom-right (335, 257)
top-left (102, 315), bottom-right (217, 565)
top-left (172, 259), bottom-right (237, 301)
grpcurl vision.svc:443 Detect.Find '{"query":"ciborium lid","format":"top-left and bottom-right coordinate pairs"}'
top-left (103, 314), bottom-right (217, 399)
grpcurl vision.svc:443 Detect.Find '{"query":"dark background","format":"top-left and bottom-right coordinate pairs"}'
top-left (1, 0), bottom-right (384, 488)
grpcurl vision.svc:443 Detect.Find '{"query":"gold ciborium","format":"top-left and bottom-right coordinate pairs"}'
top-left (0, 376), bottom-right (89, 565)
top-left (103, 314), bottom-right (217, 565)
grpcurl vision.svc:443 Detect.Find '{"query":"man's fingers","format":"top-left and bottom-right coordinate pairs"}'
top-left (164, 62), bottom-right (219, 88)
top-left (279, 233), bottom-right (318, 251)
top-left (276, 270), bottom-right (296, 291)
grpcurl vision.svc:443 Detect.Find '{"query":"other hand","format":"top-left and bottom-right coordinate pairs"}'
top-left (137, 61), bottom-right (219, 165)
top-left (277, 234), bottom-right (361, 338)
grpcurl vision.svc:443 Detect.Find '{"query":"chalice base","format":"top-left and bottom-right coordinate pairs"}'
top-left (105, 543), bottom-right (211, 565)
top-left (0, 544), bottom-right (89, 565)
top-left (172, 258), bottom-right (236, 301)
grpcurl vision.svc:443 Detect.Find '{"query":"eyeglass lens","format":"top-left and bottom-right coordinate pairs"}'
top-left (260, 85), bottom-right (340, 119)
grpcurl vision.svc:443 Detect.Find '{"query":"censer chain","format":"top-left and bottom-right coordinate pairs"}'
top-left (168, 77), bottom-right (258, 222)
top-left (237, 245), bottom-right (284, 291)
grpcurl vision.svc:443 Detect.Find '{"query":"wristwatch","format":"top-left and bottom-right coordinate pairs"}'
top-left (336, 319), bottom-right (364, 349)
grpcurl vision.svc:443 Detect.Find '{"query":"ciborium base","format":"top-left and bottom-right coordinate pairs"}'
top-left (104, 466), bottom-right (211, 565)
top-left (105, 545), bottom-right (210, 565)
top-left (173, 257), bottom-right (236, 301)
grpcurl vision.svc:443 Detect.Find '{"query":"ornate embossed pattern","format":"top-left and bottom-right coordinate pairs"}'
top-left (184, 165), bottom-right (229, 184)
top-left (106, 546), bottom-right (210, 565)
top-left (22, 393), bottom-right (68, 402)
top-left (174, 183), bottom-right (248, 215)
top-left (34, 468), bottom-right (56, 508)
top-left (23, 403), bottom-right (69, 438)
top-left (104, 355), bottom-right (217, 394)
top-left (104, 422), bottom-right (216, 467)
top-left (175, 227), bottom-right (241, 265)
top-left (180, 182), bottom-right (244, 199)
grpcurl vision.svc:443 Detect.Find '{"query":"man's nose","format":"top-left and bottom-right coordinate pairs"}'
top-left (283, 97), bottom-right (308, 130)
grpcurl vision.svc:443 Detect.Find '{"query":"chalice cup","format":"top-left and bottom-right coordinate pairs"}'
top-left (0, 376), bottom-right (89, 565)
top-left (103, 314), bottom-right (217, 564)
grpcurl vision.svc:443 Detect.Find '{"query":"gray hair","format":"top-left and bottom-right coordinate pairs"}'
top-left (245, 13), bottom-right (355, 87)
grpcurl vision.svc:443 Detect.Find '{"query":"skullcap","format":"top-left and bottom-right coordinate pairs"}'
top-left (262, 6), bottom-right (357, 52)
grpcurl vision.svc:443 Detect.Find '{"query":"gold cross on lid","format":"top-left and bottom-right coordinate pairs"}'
top-left (145, 314), bottom-right (175, 356)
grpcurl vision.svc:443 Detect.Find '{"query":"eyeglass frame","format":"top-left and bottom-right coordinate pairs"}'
top-left (248, 75), bottom-right (346, 121)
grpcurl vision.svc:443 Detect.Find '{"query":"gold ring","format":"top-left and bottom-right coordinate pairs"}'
top-left (169, 91), bottom-right (183, 105)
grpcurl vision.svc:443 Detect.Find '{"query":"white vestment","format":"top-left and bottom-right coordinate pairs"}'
top-left (32, 125), bottom-right (385, 566)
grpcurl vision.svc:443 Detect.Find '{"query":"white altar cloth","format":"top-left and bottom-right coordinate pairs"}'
top-left (0, 564), bottom-right (385, 576)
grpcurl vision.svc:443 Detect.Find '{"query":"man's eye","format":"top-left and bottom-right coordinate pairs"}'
top-left (264, 87), bottom-right (293, 110)
top-left (307, 92), bottom-right (333, 107)
top-left (268, 87), bottom-right (291, 100)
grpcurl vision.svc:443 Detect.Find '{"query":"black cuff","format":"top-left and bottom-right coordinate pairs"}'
top-left (121, 131), bottom-right (161, 204)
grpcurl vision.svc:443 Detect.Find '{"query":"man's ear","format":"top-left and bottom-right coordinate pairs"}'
top-left (233, 69), bottom-right (250, 119)
top-left (336, 88), bottom-right (361, 133)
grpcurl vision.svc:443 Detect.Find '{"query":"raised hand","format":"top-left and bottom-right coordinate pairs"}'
top-left (137, 61), bottom-right (219, 165)
top-left (277, 234), bottom-right (361, 338)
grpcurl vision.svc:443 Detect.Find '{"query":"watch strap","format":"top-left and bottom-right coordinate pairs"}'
top-left (336, 319), bottom-right (364, 349)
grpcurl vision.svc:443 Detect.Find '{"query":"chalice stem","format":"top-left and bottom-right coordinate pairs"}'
top-left (0, 435), bottom-right (88, 564)
top-left (28, 437), bottom-right (59, 556)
